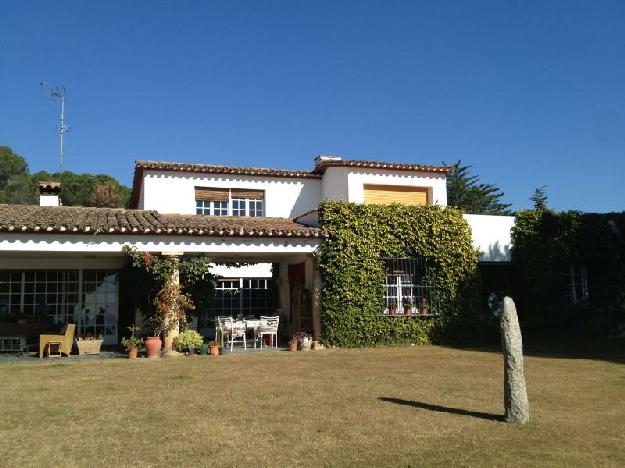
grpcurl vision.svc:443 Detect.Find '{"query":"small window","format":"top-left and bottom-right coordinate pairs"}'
top-left (567, 265), bottom-right (588, 305)
top-left (249, 199), bottom-right (264, 217)
top-left (232, 199), bottom-right (246, 216)
top-left (196, 200), bottom-right (228, 216)
top-left (196, 200), bottom-right (210, 215)
top-left (213, 200), bottom-right (228, 216)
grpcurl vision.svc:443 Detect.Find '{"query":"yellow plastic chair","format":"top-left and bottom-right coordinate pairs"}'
top-left (39, 324), bottom-right (76, 358)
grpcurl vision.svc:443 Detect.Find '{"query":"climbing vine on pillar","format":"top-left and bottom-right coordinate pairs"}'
top-left (122, 246), bottom-right (215, 333)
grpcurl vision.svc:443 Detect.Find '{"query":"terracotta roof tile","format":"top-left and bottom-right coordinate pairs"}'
top-left (312, 157), bottom-right (450, 174)
top-left (0, 205), bottom-right (326, 239)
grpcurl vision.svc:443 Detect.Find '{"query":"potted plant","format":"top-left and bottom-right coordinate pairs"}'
top-left (312, 337), bottom-right (320, 350)
top-left (388, 300), bottom-right (398, 316)
top-left (121, 326), bottom-right (142, 359)
top-left (288, 336), bottom-right (298, 352)
top-left (420, 297), bottom-right (430, 316)
top-left (295, 331), bottom-right (312, 351)
top-left (403, 298), bottom-right (413, 316)
top-left (76, 333), bottom-right (104, 355)
top-left (173, 330), bottom-right (204, 355)
top-left (209, 340), bottom-right (219, 356)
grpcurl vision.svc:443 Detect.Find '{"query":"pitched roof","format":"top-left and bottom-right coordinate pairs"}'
top-left (130, 157), bottom-right (450, 207)
top-left (0, 205), bottom-right (326, 238)
top-left (312, 157), bottom-right (450, 174)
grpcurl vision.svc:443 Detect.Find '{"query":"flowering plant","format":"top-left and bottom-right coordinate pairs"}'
top-left (77, 333), bottom-right (103, 341)
top-left (294, 331), bottom-right (311, 343)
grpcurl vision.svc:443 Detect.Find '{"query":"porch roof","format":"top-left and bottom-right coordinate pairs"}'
top-left (0, 204), bottom-right (327, 239)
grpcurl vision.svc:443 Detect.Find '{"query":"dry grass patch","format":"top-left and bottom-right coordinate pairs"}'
top-left (0, 345), bottom-right (624, 467)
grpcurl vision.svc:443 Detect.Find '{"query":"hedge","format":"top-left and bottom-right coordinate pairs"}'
top-left (316, 201), bottom-right (480, 347)
top-left (511, 210), bottom-right (625, 337)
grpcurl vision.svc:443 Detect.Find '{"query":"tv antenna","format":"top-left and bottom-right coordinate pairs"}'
top-left (41, 82), bottom-right (70, 174)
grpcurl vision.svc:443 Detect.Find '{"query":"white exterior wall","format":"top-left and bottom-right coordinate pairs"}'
top-left (321, 167), bottom-right (350, 201)
top-left (210, 263), bottom-right (272, 278)
top-left (463, 214), bottom-right (516, 262)
top-left (139, 170), bottom-right (322, 218)
top-left (321, 167), bottom-right (447, 205)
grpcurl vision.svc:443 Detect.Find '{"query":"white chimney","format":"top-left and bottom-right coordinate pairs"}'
top-left (314, 154), bottom-right (342, 168)
top-left (39, 181), bottom-right (61, 207)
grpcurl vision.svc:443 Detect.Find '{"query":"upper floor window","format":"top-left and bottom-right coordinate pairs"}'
top-left (195, 187), bottom-right (264, 217)
top-left (363, 184), bottom-right (430, 206)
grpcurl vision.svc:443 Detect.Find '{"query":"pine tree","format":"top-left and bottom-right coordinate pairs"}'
top-left (445, 160), bottom-right (512, 215)
top-left (530, 185), bottom-right (548, 210)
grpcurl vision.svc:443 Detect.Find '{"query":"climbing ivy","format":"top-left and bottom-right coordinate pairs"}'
top-left (511, 210), bottom-right (625, 337)
top-left (316, 201), bottom-right (480, 347)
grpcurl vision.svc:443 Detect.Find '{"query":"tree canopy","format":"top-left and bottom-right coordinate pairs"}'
top-left (0, 146), bottom-right (37, 204)
top-left (445, 161), bottom-right (512, 215)
top-left (0, 145), bottom-right (131, 208)
top-left (530, 185), bottom-right (548, 210)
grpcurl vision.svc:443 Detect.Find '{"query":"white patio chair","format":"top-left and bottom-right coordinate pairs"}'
top-left (215, 316), bottom-right (233, 347)
top-left (229, 319), bottom-right (247, 351)
top-left (257, 315), bottom-right (279, 349)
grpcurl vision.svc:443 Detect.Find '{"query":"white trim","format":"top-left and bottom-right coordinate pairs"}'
top-left (0, 233), bottom-right (320, 255)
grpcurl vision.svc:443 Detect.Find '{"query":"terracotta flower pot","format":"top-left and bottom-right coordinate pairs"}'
top-left (288, 342), bottom-right (297, 352)
top-left (144, 336), bottom-right (162, 358)
top-left (210, 345), bottom-right (219, 356)
top-left (404, 307), bottom-right (412, 316)
top-left (389, 308), bottom-right (397, 316)
top-left (128, 347), bottom-right (138, 359)
top-left (420, 308), bottom-right (429, 316)
top-left (312, 340), bottom-right (320, 350)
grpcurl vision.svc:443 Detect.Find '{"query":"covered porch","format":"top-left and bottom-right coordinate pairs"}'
top-left (0, 205), bottom-right (326, 353)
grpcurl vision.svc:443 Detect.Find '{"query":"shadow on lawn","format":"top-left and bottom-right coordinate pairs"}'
top-left (447, 339), bottom-right (625, 365)
top-left (379, 397), bottom-right (502, 422)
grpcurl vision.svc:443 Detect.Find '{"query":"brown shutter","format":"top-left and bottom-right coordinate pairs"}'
top-left (363, 184), bottom-right (429, 206)
top-left (231, 188), bottom-right (264, 200)
top-left (195, 187), bottom-right (229, 201)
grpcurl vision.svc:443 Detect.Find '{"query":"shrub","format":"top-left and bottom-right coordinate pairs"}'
top-left (173, 330), bottom-right (204, 352)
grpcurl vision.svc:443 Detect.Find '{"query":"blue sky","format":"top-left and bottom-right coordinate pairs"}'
top-left (1, 0), bottom-right (624, 212)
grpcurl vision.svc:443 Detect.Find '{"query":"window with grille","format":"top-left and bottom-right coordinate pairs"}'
top-left (0, 271), bottom-right (24, 315)
top-left (383, 258), bottom-right (436, 316)
top-left (205, 277), bottom-right (274, 319)
top-left (0, 270), bottom-right (119, 344)
top-left (566, 265), bottom-right (589, 305)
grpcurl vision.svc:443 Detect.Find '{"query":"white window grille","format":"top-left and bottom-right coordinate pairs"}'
top-left (231, 199), bottom-right (246, 216)
top-left (567, 265), bottom-right (589, 305)
top-left (196, 200), bottom-right (228, 216)
top-left (383, 258), bottom-right (435, 316)
top-left (206, 277), bottom-right (275, 319)
top-left (248, 199), bottom-right (264, 217)
top-left (0, 270), bottom-right (119, 344)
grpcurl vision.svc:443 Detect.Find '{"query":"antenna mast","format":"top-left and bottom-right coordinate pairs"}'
top-left (41, 82), bottom-right (69, 174)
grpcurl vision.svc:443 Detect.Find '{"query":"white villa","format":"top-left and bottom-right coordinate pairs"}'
top-left (0, 155), bottom-right (514, 346)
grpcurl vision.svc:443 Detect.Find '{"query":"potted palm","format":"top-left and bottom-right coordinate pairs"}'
top-left (121, 326), bottom-right (142, 359)
top-left (388, 300), bottom-right (398, 316)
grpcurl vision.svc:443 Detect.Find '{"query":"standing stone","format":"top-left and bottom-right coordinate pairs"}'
top-left (500, 296), bottom-right (530, 424)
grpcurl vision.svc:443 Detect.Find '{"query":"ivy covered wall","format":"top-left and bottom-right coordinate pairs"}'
top-left (316, 201), bottom-right (480, 347)
top-left (511, 210), bottom-right (625, 338)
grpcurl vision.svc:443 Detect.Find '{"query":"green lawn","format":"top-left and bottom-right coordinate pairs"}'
top-left (1, 345), bottom-right (623, 467)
